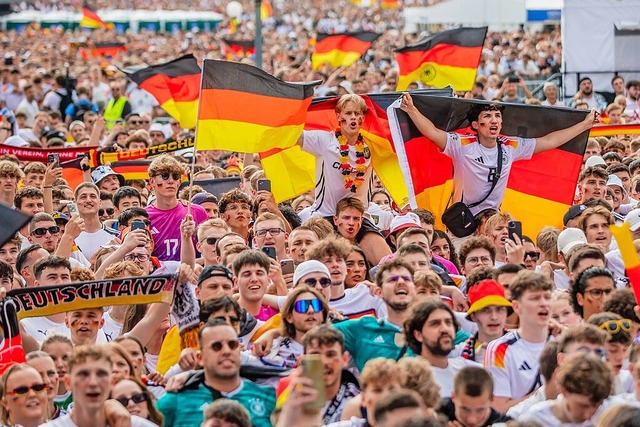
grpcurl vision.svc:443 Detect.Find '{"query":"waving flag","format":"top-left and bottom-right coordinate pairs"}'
top-left (80, 42), bottom-right (126, 59)
top-left (387, 96), bottom-right (590, 237)
top-left (126, 55), bottom-right (201, 129)
top-left (312, 32), bottom-right (380, 70)
top-left (222, 38), bottom-right (255, 59)
top-left (261, 0), bottom-right (273, 19)
top-left (195, 60), bottom-right (319, 152)
top-left (80, 1), bottom-right (112, 29)
top-left (610, 223), bottom-right (640, 300)
top-left (395, 27), bottom-right (486, 91)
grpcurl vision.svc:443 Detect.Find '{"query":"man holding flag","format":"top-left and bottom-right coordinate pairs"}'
top-left (296, 94), bottom-right (391, 265)
top-left (399, 93), bottom-right (598, 233)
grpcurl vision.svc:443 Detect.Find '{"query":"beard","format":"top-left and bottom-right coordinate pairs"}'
top-left (384, 298), bottom-right (410, 313)
top-left (424, 336), bottom-right (454, 357)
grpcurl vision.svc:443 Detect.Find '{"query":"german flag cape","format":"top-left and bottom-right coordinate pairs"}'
top-left (126, 55), bottom-right (201, 129)
top-left (222, 38), bottom-right (255, 59)
top-left (80, 1), bottom-right (112, 29)
top-left (312, 32), bottom-right (380, 70)
top-left (387, 95), bottom-right (590, 237)
top-left (260, 89), bottom-right (452, 204)
top-left (395, 27), bottom-right (486, 91)
top-left (195, 60), bottom-right (319, 152)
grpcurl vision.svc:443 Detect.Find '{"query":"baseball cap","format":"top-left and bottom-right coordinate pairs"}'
top-left (563, 204), bottom-right (587, 226)
top-left (339, 81), bottom-right (354, 94)
top-left (389, 212), bottom-right (421, 235)
top-left (69, 120), bottom-right (86, 130)
top-left (557, 228), bottom-right (588, 254)
top-left (293, 260), bottom-right (330, 286)
top-left (466, 280), bottom-right (512, 319)
top-left (51, 212), bottom-right (69, 224)
top-left (624, 208), bottom-right (640, 232)
top-left (585, 156), bottom-right (606, 168)
top-left (91, 165), bottom-right (125, 186)
top-left (191, 192), bottom-right (218, 205)
top-left (149, 123), bottom-right (164, 134)
top-left (197, 265), bottom-right (233, 286)
top-left (607, 175), bottom-right (627, 197)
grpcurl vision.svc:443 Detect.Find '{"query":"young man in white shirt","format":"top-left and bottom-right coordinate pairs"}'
top-left (484, 270), bottom-right (553, 412)
top-left (404, 298), bottom-right (481, 398)
top-left (74, 182), bottom-right (119, 261)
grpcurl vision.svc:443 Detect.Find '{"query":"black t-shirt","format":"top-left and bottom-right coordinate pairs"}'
top-left (438, 398), bottom-right (512, 426)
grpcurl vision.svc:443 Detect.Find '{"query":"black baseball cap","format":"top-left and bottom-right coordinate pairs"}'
top-left (563, 204), bottom-right (587, 226)
top-left (197, 264), bottom-right (233, 286)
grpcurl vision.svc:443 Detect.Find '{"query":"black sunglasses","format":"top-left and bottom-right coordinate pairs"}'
top-left (99, 208), bottom-right (115, 216)
top-left (115, 392), bottom-right (146, 406)
top-left (31, 226), bottom-right (60, 236)
top-left (6, 383), bottom-right (48, 396)
top-left (524, 251), bottom-right (540, 261)
top-left (201, 236), bottom-right (218, 246)
top-left (158, 172), bottom-right (181, 181)
top-left (303, 277), bottom-right (332, 288)
top-left (210, 339), bottom-right (240, 352)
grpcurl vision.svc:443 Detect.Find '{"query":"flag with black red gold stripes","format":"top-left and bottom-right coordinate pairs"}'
top-left (387, 95), bottom-right (590, 237)
top-left (195, 60), bottom-right (319, 152)
top-left (312, 32), bottom-right (380, 70)
top-left (395, 27), bottom-right (486, 91)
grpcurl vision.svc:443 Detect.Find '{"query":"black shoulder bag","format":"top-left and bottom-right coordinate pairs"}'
top-left (442, 140), bottom-right (503, 237)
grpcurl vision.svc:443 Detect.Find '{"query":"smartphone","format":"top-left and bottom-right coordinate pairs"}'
top-left (131, 220), bottom-right (146, 231)
top-left (47, 153), bottom-right (60, 167)
top-left (67, 203), bottom-right (78, 216)
top-left (280, 259), bottom-right (294, 275)
top-left (300, 354), bottom-right (326, 410)
top-left (261, 246), bottom-right (277, 260)
top-left (257, 179), bottom-right (271, 192)
top-left (508, 220), bottom-right (522, 241)
top-left (508, 74), bottom-right (520, 83)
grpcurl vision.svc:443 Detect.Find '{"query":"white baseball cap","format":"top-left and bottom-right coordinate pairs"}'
top-left (389, 212), bottom-right (421, 235)
top-left (293, 260), bottom-right (330, 286)
top-left (557, 228), bottom-right (588, 254)
top-left (624, 208), bottom-right (640, 232)
top-left (585, 156), bottom-right (606, 168)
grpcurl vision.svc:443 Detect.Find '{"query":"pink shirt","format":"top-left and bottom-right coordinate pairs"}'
top-left (146, 202), bottom-right (207, 261)
top-left (256, 305), bottom-right (279, 322)
top-left (433, 254), bottom-right (460, 275)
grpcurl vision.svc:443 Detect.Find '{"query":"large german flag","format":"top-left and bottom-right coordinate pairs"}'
top-left (195, 60), bottom-right (319, 152)
top-left (79, 1), bottom-right (111, 29)
top-left (126, 55), bottom-right (201, 130)
top-left (80, 42), bottom-right (126, 59)
top-left (312, 32), bottom-right (380, 70)
top-left (395, 27), bottom-right (486, 91)
top-left (387, 95), bottom-right (590, 237)
top-left (222, 38), bottom-right (255, 59)
top-left (260, 89), bottom-right (451, 203)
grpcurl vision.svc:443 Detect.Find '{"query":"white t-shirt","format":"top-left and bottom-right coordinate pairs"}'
top-left (431, 357), bottom-right (482, 398)
top-left (442, 133), bottom-right (536, 215)
top-left (613, 369), bottom-right (635, 395)
top-left (102, 311), bottom-right (123, 342)
top-left (484, 331), bottom-right (546, 398)
top-left (21, 316), bottom-right (109, 344)
top-left (302, 130), bottom-right (373, 217)
top-left (75, 226), bottom-right (119, 261)
top-left (40, 412), bottom-right (157, 427)
top-left (520, 395), bottom-right (638, 426)
top-left (554, 269), bottom-right (570, 290)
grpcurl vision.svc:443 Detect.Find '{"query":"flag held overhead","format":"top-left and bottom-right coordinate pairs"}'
top-left (195, 60), bottom-right (319, 153)
top-left (312, 32), bottom-right (381, 70)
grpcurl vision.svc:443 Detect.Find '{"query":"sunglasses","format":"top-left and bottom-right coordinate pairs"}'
top-left (210, 339), bottom-right (240, 352)
top-left (5, 383), bottom-right (47, 396)
top-left (200, 236), bottom-right (218, 246)
top-left (170, 122), bottom-right (180, 127)
top-left (524, 251), bottom-right (540, 261)
top-left (31, 226), bottom-right (60, 236)
top-left (157, 172), bottom-right (181, 181)
top-left (212, 315), bottom-right (240, 327)
top-left (124, 254), bottom-right (150, 262)
top-left (294, 299), bottom-right (323, 314)
top-left (115, 392), bottom-right (146, 406)
top-left (99, 208), bottom-right (115, 216)
top-left (303, 277), bottom-right (332, 288)
top-left (128, 120), bottom-right (142, 125)
top-left (599, 319), bottom-right (633, 335)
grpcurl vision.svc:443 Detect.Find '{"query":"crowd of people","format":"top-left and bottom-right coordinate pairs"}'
top-left (1, 1), bottom-right (640, 427)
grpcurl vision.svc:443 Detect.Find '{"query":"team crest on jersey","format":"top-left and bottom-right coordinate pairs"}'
top-left (249, 398), bottom-right (267, 416)
top-left (363, 147), bottom-right (371, 159)
top-left (394, 332), bottom-right (405, 347)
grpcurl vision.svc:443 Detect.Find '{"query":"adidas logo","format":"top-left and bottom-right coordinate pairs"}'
top-left (151, 226), bottom-right (160, 234)
top-left (518, 361), bottom-right (532, 371)
top-left (474, 156), bottom-right (485, 164)
top-left (373, 335), bottom-right (385, 343)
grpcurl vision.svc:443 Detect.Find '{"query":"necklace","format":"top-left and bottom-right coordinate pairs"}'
top-left (336, 129), bottom-right (367, 193)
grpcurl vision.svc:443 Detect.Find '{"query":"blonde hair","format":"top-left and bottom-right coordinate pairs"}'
top-left (484, 212), bottom-right (512, 236)
top-left (335, 94), bottom-right (367, 114)
top-left (413, 270), bottom-right (443, 295)
top-left (397, 357), bottom-right (441, 409)
top-left (148, 154), bottom-right (184, 176)
top-left (360, 358), bottom-right (401, 390)
top-left (104, 261), bottom-right (145, 280)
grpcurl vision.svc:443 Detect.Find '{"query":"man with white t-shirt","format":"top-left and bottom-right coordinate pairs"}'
top-left (400, 93), bottom-right (596, 217)
top-left (74, 182), bottom-right (119, 261)
top-left (484, 270), bottom-right (553, 412)
top-left (404, 298), bottom-right (481, 398)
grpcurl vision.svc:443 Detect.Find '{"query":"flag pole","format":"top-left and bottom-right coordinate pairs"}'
top-left (186, 59), bottom-right (207, 218)
top-left (254, 0), bottom-right (263, 69)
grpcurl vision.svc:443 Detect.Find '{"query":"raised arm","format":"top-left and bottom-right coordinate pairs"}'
top-left (534, 109), bottom-right (597, 154)
top-left (399, 93), bottom-right (448, 150)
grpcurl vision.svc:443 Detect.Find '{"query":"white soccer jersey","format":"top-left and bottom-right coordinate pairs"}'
top-left (302, 130), bottom-right (373, 217)
top-left (484, 331), bottom-right (546, 399)
top-left (442, 133), bottom-right (536, 215)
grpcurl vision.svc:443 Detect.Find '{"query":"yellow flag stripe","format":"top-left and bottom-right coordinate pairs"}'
top-left (312, 50), bottom-right (363, 69)
top-left (195, 120), bottom-right (303, 152)
top-left (396, 63), bottom-right (477, 92)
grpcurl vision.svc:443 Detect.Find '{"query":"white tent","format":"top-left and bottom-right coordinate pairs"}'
top-left (562, 0), bottom-right (640, 96)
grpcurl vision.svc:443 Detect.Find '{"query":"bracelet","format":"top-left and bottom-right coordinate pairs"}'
top-left (1, 127), bottom-right (11, 130)
top-left (43, 186), bottom-right (53, 189)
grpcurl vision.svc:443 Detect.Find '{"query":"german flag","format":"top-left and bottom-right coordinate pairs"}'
top-left (61, 159), bottom-right (152, 190)
top-left (79, 1), bottom-right (111, 29)
top-left (381, 0), bottom-right (399, 8)
top-left (126, 55), bottom-right (201, 130)
top-left (260, 0), bottom-right (273, 19)
top-left (388, 95), bottom-right (590, 237)
top-left (312, 32), bottom-right (380, 70)
top-left (222, 38), bottom-right (255, 59)
top-left (395, 27), bottom-right (486, 91)
top-left (590, 124), bottom-right (640, 137)
top-left (80, 42), bottom-right (126, 59)
top-left (195, 60), bottom-right (319, 152)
